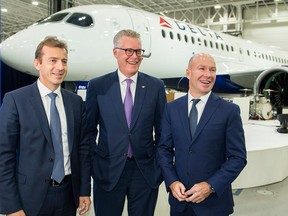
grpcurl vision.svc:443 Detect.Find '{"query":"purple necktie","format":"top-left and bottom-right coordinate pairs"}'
top-left (124, 79), bottom-right (133, 157)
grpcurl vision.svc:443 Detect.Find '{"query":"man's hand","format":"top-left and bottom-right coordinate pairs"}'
top-left (169, 181), bottom-right (188, 202)
top-left (78, 196), bottom-right (91, 215)
top-left (184, 182), bottom-right (212, 203)
top-left (7, 210), bottom-right (26, 216)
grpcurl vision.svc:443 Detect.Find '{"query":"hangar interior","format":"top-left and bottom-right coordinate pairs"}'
top-left (1, 0), bottom-right (288, 51)
top-left (1, 1), bottom-right (288, 216)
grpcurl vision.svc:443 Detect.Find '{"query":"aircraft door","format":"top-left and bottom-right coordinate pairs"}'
top-left (127, 9), bottom-right (151, 57)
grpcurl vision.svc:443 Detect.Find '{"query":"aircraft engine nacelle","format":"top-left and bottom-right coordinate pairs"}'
top-left (253, 66), bottom-right (288, 108)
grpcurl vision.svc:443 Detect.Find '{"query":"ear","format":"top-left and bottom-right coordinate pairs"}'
top-left (113, 48), bottom-right (118, 58)
top-left (34, 59), bottom-right (40, 70)
top-left (186, 68), bottom-right (191, 80)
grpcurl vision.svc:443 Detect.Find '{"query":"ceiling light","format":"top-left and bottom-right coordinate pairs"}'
top-left (1, 8), bottom-right (8, 12)
top-left (32, 1), bottom-right (39, 5)
top-left (214, 5), bottom-right (221, 9)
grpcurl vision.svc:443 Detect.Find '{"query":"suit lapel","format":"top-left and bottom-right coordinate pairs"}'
top-left (62, 90), bottom-right (74, 153)
top-left (29, 82), bottom-right (53, 146)
top-left (130, 72), bottom-right (147, 129)
top-left (109, 71), bottom-right (128, 129)
top-left (176, 94), bottom-right (192, 142)
top-left (193, 93), bottom-right (221, 140)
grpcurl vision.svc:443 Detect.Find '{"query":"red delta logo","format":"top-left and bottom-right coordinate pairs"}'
top-left (160, 17), bottom-right (172, 28)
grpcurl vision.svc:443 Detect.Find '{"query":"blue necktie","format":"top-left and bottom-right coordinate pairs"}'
top-left (189, 99), bottom-right (201, 138)
top-left (124, 79), bottom-right (133, 158)
top-left (48, 92), bottom-right (65, 183)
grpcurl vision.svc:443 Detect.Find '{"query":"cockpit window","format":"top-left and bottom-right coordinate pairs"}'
top-left (37, 13), bottom-right (69, 24)
top-left (66, 13), bottom-right (93, 27)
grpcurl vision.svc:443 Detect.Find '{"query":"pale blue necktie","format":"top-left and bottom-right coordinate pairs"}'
top-left (48, 92), bottom-right (65, 183)
top-left (189, 99), bottom-right (201, 138)
top-left (124, 79), bottom-right (133, 158)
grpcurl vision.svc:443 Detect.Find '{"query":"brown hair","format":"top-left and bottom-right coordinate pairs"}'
top-left (34, 36), bottom-right (68, 62)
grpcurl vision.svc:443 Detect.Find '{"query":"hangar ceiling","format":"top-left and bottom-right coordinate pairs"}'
top-left (1, 0), bottom-right (288, 43)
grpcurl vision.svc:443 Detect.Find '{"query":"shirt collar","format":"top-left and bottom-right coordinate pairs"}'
top-left (188, 91), bottom-right (211, 104)
top-left (117, 69), bottom-right (138, 84)
top-left (37, 79), bottom-right (61, 97)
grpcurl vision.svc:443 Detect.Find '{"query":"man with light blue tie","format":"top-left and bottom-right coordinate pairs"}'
top-left (86, 29), bottom-right (167, 216)
top-left (157, 53), bottom-right (247, 216)
top-left (0, 36), bottom-right (91, 216)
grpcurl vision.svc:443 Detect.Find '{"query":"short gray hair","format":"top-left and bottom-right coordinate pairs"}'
top-left (113, 29), bottom-right (141, 47)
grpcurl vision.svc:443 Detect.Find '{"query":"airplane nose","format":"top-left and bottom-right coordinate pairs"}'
top-left (1, 31), bottom-right (38, 75)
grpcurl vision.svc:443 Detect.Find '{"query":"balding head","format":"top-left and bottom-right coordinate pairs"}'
top-left (188, 53), bottom-right (216, 68)
top-left (186, 53), bottom-right (216, 98)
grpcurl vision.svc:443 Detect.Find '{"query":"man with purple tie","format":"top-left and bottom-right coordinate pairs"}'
top-left (85, 29), bottom-right (167, 216)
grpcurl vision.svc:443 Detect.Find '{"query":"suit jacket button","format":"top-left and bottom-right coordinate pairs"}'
top-left (49, 158), bottom-right (54, 162)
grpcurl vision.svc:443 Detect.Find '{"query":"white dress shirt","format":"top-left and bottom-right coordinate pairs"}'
top-left (37, 79), bottom-right (71, 176)
top-left (117, 70), bottom-right (138, 103)
top-left (187, 91), bottom-right (211, 124)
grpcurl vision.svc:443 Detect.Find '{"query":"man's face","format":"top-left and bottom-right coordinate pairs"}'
top-left (34, 46), bottom-right (67, 91)
top-left (186, 54), bottom-right (216, 98)
top-left (113, 36), bottom-right (143, 78)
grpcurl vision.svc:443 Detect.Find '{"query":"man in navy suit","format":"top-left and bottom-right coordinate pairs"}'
top-left (86, 29), bottom-right (166, 216)
top-left (157, 53), bottom-right (247, 216)
top-left (0, 36), bottom-right (91, 216)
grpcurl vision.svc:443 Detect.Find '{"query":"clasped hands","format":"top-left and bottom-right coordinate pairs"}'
top-left (169, 181), bottom-right (212, 203)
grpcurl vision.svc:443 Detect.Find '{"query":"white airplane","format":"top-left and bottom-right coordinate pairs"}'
top-left (1, 4), bottom-right (288, 107)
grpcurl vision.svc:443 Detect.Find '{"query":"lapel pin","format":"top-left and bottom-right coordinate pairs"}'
top-left (141, 86), bottom-right (145, 89)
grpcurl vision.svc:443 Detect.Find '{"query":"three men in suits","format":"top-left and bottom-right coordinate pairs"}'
top-left (157, 53), bottom-right (247, 216)
top-left (0, 36), bottom-right (91, 216)
top-left (85, 29), bottom-right (167, 216)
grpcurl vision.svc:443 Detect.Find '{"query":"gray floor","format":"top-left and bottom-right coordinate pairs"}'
top-left (233, 177), bottom-right (288, 216)
top-left (2, 177), bottom-right (287, 216)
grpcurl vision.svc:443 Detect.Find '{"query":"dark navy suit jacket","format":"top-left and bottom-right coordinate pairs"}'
top-left (86, 71), bottom-right (166, 191)
top-left (0, 82), bottom-right (91, 216)
top-left (157, 93), bottom-right (247, 216)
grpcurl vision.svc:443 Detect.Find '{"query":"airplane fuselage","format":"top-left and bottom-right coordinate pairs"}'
top-left (1, 5), bottom-right (288, 102)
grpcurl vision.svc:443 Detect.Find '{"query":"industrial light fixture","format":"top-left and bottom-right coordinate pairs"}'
top-left (32, 1), bottom-right (39, 5)
top-left (214, 5), bottom-right (221, 9)
top-left (1, 8), bottom-right (8, 12)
